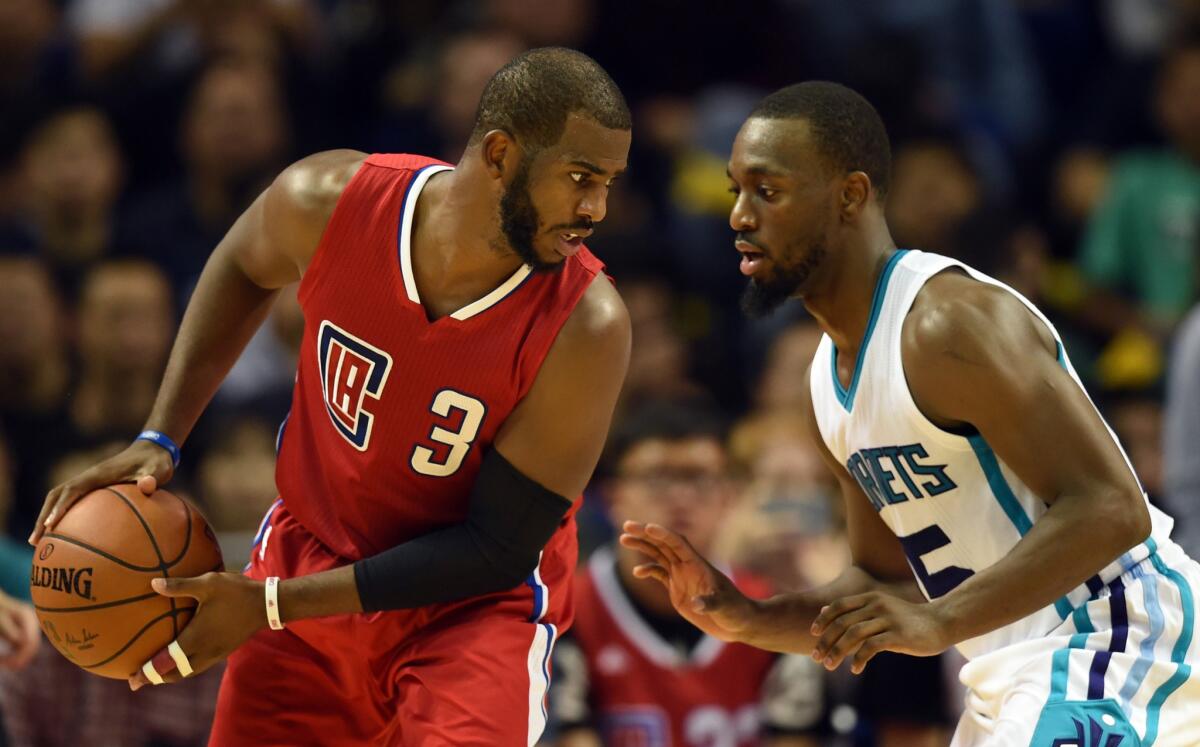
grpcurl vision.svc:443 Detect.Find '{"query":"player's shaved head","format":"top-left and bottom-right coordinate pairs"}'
top-left (469, 47), bottom-right (631, 151)
top-left (750, 81), bottom-right (891, 199)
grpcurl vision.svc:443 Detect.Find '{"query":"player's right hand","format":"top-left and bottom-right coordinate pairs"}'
top-left (28, 440), bottom-right (175, 546)
top-left (620, 521), bottom-right (760, 643)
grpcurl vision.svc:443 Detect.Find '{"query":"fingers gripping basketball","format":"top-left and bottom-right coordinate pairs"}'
top-left (30, 484), bottom-right (223, 679)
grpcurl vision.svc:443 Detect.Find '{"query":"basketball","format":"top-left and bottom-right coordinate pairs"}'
top-left (29, 484), bottom-right (224, 680)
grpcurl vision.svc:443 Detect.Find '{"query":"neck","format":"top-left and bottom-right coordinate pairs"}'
top-left (615, 544), bottom-right (687, 618)
top-left (409, 161), bottom-right (526, 318)
top-left (801, 219), bottom-right (897, 356)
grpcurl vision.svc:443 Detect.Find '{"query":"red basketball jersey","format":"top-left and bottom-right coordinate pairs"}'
top-left (570, 548), bottom-right (782, 747)
top-left (276, 154), bottom-right (601, 585)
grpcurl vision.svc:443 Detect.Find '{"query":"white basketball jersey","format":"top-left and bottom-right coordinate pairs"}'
top-left (809, 249), bottom-right (1176, 660)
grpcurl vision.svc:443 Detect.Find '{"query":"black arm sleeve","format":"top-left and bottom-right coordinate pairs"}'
top-left (353, 449), bottom-right (573, 612)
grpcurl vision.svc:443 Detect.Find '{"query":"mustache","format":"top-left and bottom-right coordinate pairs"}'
top-left (736, 233), bottom-right (769, 253)
top-left (551, 218), bottom-right (594, 232)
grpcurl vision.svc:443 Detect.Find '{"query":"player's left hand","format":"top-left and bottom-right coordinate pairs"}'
top-left (127, 572), bottom-right (267, 690)
top-left (809, 591), bottom-right (951, 675)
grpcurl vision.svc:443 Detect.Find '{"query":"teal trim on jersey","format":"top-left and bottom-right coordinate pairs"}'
top-left (1050, 603), bottom-right (1097, 701)
top-left (831, 249), bottom-right (909, 412)
top-left (1119, 555), bottom-right (1165, 711)
top-left (968, 434), bottom-right (1076, 620)
top-left (1143, 539), bottom-right (1194, 747)
top-left (1056, 340), bottom-right (1067, 368)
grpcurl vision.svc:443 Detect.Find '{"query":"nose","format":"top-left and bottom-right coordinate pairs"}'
top-left (577, 185), bottom-right (608, 224)
top-left (729, 192), bottom-right (756, 233)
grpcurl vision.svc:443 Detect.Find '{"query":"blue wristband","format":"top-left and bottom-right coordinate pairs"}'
top-left (136, 430), bottom-right (181, 468)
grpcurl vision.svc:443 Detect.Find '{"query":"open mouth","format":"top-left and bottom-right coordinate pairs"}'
top-left (735, 240), bottom-right (767, 276)
top-left (556, 230), bottom-right (591, 257)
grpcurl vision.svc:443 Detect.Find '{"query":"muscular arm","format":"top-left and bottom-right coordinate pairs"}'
top-left (905, 272), bottom-right (1150, 645)
top-left (144, 150), bottom-right (365, 446)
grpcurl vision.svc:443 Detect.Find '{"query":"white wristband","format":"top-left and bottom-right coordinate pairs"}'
top-left (265, 576), bottom-right (285, 630)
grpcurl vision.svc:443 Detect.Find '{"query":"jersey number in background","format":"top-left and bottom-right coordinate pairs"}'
top-left (410, 389), bottom-right (487, 477)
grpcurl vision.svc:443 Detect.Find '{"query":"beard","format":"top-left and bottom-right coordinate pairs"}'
top-left (740, 243), bottom-right (826, 318)
top-left (498, 159), bottom-right (562, 274)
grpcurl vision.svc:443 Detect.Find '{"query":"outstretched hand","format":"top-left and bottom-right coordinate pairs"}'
top-left (128, 572), bottom-right (267, 691)
top-left (618, 521), bottom-right (759, 643)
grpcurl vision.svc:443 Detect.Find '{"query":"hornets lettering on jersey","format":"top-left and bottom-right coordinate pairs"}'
top-left (846, 443), bottom-right (957, 509)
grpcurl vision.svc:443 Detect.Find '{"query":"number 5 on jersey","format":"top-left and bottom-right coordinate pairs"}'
top-left (411, 389), bottom-right (487, 477)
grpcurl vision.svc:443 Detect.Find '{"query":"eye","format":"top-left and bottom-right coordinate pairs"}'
top-left (728, 184), bottom-right (741, 195)
top-left (757, 185), bottom-right (778, 199)
top-left (569, 172), bottom-right (588, 184)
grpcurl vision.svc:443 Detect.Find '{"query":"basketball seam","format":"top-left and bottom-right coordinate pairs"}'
top-left (103, 487), bottom-right (177, 638)
top-left (43, 533), bottom-right (168, 573)
top-left (161, 492), bottom-right (194, 567)
top-left (77, 607), bottom-right (191, 670)
top-left (34, 591), bottom-right (160, 613)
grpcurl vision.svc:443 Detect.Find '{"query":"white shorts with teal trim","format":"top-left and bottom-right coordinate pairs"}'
top-left (951, 538), bottom-right (1200, 746)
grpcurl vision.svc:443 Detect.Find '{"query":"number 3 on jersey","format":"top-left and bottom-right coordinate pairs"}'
top-left (410, 389), bottom-right (487, 477)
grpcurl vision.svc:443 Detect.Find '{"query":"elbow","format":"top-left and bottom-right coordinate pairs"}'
top-left (1097, 490), bottom-right (1152, 552)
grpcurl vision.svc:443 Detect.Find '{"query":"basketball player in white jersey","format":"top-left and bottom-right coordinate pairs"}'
top-left (622, 82), bottom-right (1200, 746)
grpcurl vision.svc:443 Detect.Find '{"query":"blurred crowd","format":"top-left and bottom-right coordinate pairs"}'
top-left (1, 0), bottom-right (1199, 745)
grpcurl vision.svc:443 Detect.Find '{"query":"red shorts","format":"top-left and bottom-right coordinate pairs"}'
top-left (208, 500), bottom-right (575, 746)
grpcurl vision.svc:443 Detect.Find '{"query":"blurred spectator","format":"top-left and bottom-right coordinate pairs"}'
top-left (66, 0), bottom-right (320, 81)
top-left (430, 29), bottom-right (526, 162)
top-left (721, 409), bottom-right (843, 594)
top-left (6, 261), bottom-right (174, 541)
top-left (72, 260), bottom-right (174, 438)
top-left (754, 322), bottom-right (824, 412)
top-left (0, 642), bottom-right (222, 747)
top-left (618, 278), bottom-right (707, 413)
top-left (1165, 303), bottom-right (1200, 559)
top-left (887, 137), bottom-right (983, 254)
top-left (0, 431), bottom-right (34, 601)
top-left (0, 0), bottom-right (74, 117)
top-left (549, 403), bottom-right (827, 746)
top-left (0, 257), bottom-right (71, 540)
top-left (123, 58), bottom-right (290, 298)
top-left (0, 590), bottom-right (38, 672)
top-left (1105, 394), bottom-right (1166, 503)
top-left (215, 283), bottom-right (303, 423)
top-left (1077, 33), bottom-right (1200, 371)
top-left (195, 416), bottom-right (282, 570)
top-left (8, 104), bottom-right (125, 295)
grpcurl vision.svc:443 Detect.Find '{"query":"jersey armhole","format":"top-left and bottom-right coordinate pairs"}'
top-left (296, 158), bottom-right (375, 306)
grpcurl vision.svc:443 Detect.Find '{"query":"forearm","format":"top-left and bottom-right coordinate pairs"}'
top-left (277, 565), bottom-right (362, 622)
top-left (740, 566), bottom-right (918, 654)
top-left (933, 493), bottom-right (1147, 645)
top-left (144, 243), bottom-right (278, 444)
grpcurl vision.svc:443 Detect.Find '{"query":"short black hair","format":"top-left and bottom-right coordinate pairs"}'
top-left (750, 81), bottom-right (892, 198)
top-left (603, 400), bottom-right (727, 476)
top-left (469, 47), bottom-right (631, 151)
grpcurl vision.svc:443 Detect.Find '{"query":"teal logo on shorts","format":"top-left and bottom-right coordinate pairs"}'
top-left (1032, 699), bottom-right (1139, 747)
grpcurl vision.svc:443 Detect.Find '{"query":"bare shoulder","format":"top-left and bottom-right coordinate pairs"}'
top-left (263, 150), bottom-right (368, 268)
top-left (902, 270), bottom-right (1053, 367)
top-left (558, 274), bottom-right (631, 352)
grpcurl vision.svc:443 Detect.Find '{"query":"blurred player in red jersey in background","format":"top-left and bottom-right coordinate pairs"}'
top-left (550, 402), bottom-right (826, 747)
top-left (30, 47), bottom-right (632, 746)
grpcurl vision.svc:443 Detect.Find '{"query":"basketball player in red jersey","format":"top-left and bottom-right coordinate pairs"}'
top-left (30, 48), bottom-right (632, 746)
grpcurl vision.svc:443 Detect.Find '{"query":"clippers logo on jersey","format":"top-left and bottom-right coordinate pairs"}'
top-left (846, 443), bottom-right (957, 512)
top-left (317, 320), bottom-right (393, 451)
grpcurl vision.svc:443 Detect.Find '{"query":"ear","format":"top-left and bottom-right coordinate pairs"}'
top-left (480, 129), bottom-right (523, 182)
top-left (840, 171), bottom-right (872, 219)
